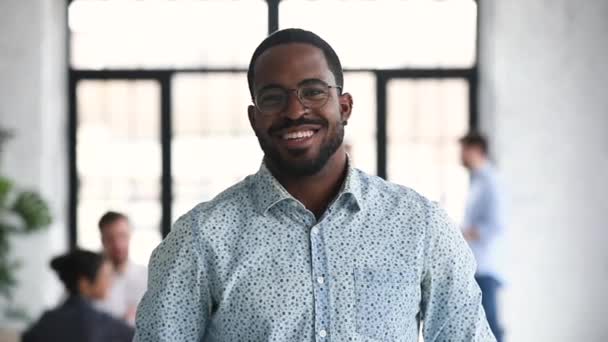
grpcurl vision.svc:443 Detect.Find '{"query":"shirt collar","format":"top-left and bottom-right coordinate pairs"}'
top-left (253, 157), bottom-right (363, 216)
top-left (472, 162), bottom-right (493, 179)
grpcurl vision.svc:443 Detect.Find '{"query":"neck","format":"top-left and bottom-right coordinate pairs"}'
top-left (68, 293), bottom-right (85, 301)
top-left (268, 149), bottom-right (348, 220)
top-left (114, 260), bottom-right (128, 273)
top-left (470, 158), bottom-right (488, 172)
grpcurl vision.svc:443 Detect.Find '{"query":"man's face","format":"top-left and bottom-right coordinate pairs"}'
top-left (248, 43), bottom-right (352, 177)
top-left (100, 218), bottom-right (130, 267)
top-left (460, 144), bottom-right (479, 170)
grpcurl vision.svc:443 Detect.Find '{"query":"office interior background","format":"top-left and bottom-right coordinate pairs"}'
top-left (1, 0), bottom-right (607, 341)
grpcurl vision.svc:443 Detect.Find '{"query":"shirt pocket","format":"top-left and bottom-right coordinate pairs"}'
top-left (354, 268), bottom-right (420, 341)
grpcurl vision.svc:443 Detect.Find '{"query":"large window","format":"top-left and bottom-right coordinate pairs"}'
top-left (387, 79), bottom-right (470, 220)
top-left (69, 0), bottom-right (267, 68)
top-left (69, 0), bottom-right (478, 263)
top-left (75, 80), bottom-right (162, 265)
top-left (171, 73), bottom-right (262, 219)
top-left (280, 0), bottom-right (477, 68)
top-left (342, 72), bottom-right (377, 175)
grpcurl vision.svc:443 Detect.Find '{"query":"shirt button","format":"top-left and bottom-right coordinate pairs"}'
top-left (319, 329), bottom-right (327, 337)
top-left (311, 226), bottom-right (319, 235)
top-left (316, 276), bottom-right (325, 284)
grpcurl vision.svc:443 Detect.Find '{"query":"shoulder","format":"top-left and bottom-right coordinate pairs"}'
top-left (22, 309), bottom-right (56, 340)
top-left (88, 308), bottom-right (134, 341)
top-left (479, 165), bottom-right (502, 185)
top-left (356, 170), bottom-right (457, 247)
top-left (94, 309), bottom-right (133, 330)
top-left (151, 175), bottom-right (258, 258)
top-left (177, 174), bottom-right (257, 231)
top-left (356, 169), bottom-right (435, 213)
top-left (478, 167), bottom-right (506, 201)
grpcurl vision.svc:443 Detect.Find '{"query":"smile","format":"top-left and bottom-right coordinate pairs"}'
top-left (282, 130), bottom-right (316, 140)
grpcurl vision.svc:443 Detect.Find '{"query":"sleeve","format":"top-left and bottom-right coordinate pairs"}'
top-left (100, 312), bottom-right (135, 342)
top-left (113, 323), bottom-right (135, 342)
top-left (133, 213), bottom-right (212, 342)
top-left (420, 203), bottom-right (496, 342)
top-left (477, 180), bottom-right (507, 243)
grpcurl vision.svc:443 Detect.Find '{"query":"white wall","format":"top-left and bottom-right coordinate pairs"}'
top-left (0, 0), bottom-right (67, 328)
top-left (479, 1), bottom-right (608, 341)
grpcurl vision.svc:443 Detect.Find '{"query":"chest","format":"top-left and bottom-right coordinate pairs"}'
top-left (208, 209), bottom-right (425, 305)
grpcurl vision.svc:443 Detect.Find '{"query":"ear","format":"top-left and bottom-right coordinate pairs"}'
top-left (78, 276), bottom-right (92, 297)
top-left (338, 92), bottom-right (353, 124)
top-left (248, 105), bottom-right (257, 131)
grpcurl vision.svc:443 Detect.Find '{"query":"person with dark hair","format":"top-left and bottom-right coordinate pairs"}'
top-left (22, 250), bottom-right (134, 342)
top-left (460, 132), bottom-right (508, 342)
top-left (134, 28), bottom-right (495, 341)
top-left (95, 211), bottom-right (147, 325)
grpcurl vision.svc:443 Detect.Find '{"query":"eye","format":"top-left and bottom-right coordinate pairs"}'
top-left (259, 94), bottom-right (283, 104)
top-left (258, 90), bottom-right (285, 106)
top-left (301, 87), bottom-right (327, 100)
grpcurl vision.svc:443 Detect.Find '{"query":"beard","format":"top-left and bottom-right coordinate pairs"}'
top-left (255, 117), bottom-right (344, 177)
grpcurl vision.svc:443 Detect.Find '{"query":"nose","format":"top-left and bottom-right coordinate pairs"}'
top-left (283, 90), bottom-right (308, 120)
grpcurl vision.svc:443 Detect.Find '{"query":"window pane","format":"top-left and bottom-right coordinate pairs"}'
top-left (77, 80), bottom-right (162, 266)
top-left (172, 73), bottom-right (262, 220)
top-left (387, 79), bottom-right (469, 220)
top-left (69, 0), bottom-right (267, 68)
top-left (280, 0), bottom-right (477, 68)
top-left (343, 72), bottom-right (376, 175)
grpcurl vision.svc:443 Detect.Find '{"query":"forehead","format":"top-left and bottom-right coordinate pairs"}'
top-left (461, 143), bottom-right (480, 151)
top-left (253, 43), bottom-right (335, 91)
top-left (102, 218), bottom-right (130, 234)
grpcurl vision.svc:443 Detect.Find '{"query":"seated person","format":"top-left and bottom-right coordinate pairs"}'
top-left (22, 249), bottom-right (134, 342)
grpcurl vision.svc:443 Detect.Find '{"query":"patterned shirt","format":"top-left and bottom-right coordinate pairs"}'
top-left (134, 162), bottom-right (495, 342)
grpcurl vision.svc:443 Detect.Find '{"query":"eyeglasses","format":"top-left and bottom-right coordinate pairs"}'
top-left (254, 79), bottom-right (342, 116)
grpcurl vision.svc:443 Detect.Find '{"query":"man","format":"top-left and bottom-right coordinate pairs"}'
top-left (135, 29), bottom-right (495, 341)
top-left (460, 133), bottom-right (507, 342)
top-left (96, 211), bottom-right (147, 325)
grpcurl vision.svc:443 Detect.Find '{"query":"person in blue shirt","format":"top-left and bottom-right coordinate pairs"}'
top-left (22, 249), bottom-right (134, 342)
top-left (134, 28), bottom-right (495, 341)
top-left (460, 132), bottom-right (507, 342)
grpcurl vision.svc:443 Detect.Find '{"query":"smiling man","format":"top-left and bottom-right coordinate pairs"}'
top-left (134, 29), bottom-right (496, 342)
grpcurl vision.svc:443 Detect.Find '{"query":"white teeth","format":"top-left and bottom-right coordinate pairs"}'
top-left (283, 130), bottom-right (315, 140)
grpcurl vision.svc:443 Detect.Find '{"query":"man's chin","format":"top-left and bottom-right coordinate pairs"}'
top-left (272, 154), bottom-right (327, 177)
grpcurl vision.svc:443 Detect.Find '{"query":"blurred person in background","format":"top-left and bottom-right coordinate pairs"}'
top-left (22, 249), bottom-right (134, 342)
top-left (96, 211), bottom-right (147, 325)
top-left (460, 132), bottom-right (507, 342)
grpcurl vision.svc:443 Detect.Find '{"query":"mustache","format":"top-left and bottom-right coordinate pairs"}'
top-left (268, 117), bottom-right (328, 135)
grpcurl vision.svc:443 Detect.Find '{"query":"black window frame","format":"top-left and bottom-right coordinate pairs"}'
top-left (67, 0), bottom-right (479, 247)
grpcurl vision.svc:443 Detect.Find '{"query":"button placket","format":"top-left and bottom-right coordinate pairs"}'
top-left (310, 222), bottom-right (331, 341)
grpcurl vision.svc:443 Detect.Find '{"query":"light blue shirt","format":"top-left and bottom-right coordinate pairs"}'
top-left (463, 163), bottom-right (507, 282)
top-left (134, 162), bottom-right (495, 342)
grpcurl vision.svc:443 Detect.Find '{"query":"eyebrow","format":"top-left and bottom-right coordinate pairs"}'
top-left (256, 83), bottom-right (284, 94)
top-left (297, 78), bottom-right (325, 86)
top-left (255, 78), bottom-right (328, 93)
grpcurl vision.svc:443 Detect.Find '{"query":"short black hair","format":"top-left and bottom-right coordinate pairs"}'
top-left (50, 249), bottom-right (106, 295)
top-left (98, 211), bottom-right (128, 233)
top-left (247, 28), bottom-right (344, 100)
top-left (459, 131), bottom-right (489, 155)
